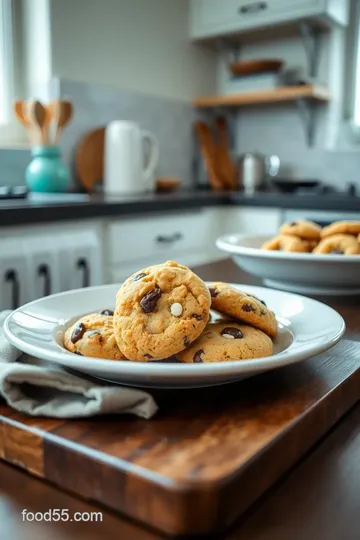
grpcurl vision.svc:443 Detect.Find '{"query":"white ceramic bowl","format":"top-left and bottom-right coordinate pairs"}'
top-left (4, 282), bottom-right (345, 389)
top-left (216, 234), bottom-right (360, 295)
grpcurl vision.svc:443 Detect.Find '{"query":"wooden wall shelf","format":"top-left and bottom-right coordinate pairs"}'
top-left (194, 85), bottom-right (330, 109)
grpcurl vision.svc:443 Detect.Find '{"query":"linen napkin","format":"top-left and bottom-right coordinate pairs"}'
top-left (0, 311), bottom-right (158, 419)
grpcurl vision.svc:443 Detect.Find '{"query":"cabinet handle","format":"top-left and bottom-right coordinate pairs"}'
top-left (239, 2), bottom-right (267, 15)
top-left (155, 232), bottom-right (183, 244)
top-left (38, 264), bottom-right (51, 297)
top-left (77, 258), bottom-right (90, 288)
top-left (5, 269), bottom-right (20, 309)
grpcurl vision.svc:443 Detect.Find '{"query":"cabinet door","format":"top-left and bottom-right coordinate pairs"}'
top-left (0, 239), bottom-right (28, 310)
top-left (191, 0), bottom-right (324, 38)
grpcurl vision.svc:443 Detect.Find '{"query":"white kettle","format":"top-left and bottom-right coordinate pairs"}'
top-left (104, 121), bottom-right (159, 194)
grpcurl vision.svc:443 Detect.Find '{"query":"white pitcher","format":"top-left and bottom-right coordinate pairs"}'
top-left (104, 121), bottom-right (159, 194)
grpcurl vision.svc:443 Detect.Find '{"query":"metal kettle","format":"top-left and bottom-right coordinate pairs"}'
top-left (238, 152), bottom-right (280, 194)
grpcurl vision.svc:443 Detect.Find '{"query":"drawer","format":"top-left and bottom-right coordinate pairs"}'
top-left (107, 212), bottom-right (210, 265)
top-left (191, 0), bottom-right (323, 38)
top-left (106, 249), bottom-right (216, 284)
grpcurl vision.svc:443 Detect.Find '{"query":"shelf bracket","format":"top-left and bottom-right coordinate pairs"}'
top-left (295, 98), bottom-right (317, 147)
top-left (299, 21), bottom-right (321, 79)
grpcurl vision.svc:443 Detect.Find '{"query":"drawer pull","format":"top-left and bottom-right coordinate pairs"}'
top-left (77, 258), bottom-right (90, 288)
top-left (156, 232), bottom-right (183, 244)
top-left (239, 2), bottom-right (267, 15)
top-left (5, 269), bottom-right (20, 309)
top-left (38, 264), bottom-right (51, 297)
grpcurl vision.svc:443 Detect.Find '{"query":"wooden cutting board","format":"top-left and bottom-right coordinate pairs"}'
top-left (1, 340), bottom-right (360, 536)
top-left (75, 127), bottom-right (105, 191)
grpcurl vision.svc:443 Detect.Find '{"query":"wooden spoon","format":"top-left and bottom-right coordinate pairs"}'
top-left (27, 100), bottom-right (47, 145)
top-left (50, 100), bottom-right (73, 144)
top-left (13, 100), bottom-right (35, 143)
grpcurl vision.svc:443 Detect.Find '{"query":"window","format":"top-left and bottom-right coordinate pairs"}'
top-left (0, 0), bottom-right (14, 126)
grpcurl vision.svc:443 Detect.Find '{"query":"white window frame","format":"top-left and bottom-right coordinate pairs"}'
top-left (0, 0), bottom-right (14, 124)
top-left (0, 0), bottom-right (24, 144)
top-left (351, 0), bottom-right (360, 135)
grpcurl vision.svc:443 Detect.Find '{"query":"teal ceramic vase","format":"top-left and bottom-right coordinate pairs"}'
top-left (25, 146), bottom-right (70, 193)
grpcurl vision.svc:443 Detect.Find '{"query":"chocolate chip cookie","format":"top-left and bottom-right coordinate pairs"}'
top-left (208, 282), bottom-right (278, 338)
top-left (114, 261), bottom-right (211, 361)
top-left (313, 234), bottom-right (360, 255)
top-left (280, 220), bottom-right (322, 240)
top-left (321, 221), bottom-right (360, 238)
top-left (178, 322), bottom-right (274, 363)
top-left (64, 313), bottom-right (126, 360)
top-left (261, 235), bottom-right (310, 253)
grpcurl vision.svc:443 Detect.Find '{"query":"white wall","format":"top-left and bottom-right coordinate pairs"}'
top-left (49, 0), bottom-right (216, 102)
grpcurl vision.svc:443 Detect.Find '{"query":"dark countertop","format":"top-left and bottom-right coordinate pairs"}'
top-left (1, 190), bottom-right (360, 226)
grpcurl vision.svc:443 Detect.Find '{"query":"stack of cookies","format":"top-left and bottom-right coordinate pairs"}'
top-left (64, 260), bottom-right (278, 363)
top-left (262, 220), bottom-right (360, 255)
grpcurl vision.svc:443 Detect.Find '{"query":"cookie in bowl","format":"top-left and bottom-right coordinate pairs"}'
top-left (64, 313), bottom-right (126, 360)
top-left (321, 221), bottom-right (360, 238)
top-left (114, 260), bottom-right (211, 361)
top-left (208, 282), bottom-right (278, 338)
top-left (261, 234), bottom-right (310, 253)
top-left (313, 234), bottom-right (360, 255)
top-left (280, 220), bottom-right (322, 240)
top-left (178, 322), bottom-right (274, 363)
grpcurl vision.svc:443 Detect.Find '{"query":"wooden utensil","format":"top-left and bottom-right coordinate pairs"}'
top-left (0, 341), bottom-right (359, 536)
top-left (194, 121), bottom-right (223, 191)
top-left (27, 100), bottom-right (47, 145)
top-left (75, 127), bottom-right (105, 191)
top-left (229, 58), bottom-right (283, 77)
top-left (50, 100), bottom-right (73, 144)
top-left (13, 100), bottom-right (35, 142)
top-left (215, 116), bottom-right (237, 189)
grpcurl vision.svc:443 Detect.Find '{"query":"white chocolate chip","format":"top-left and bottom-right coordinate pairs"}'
top-left (170, 302), bottom-right (183, 317)
top-left (222, 334), bottom-right (235, 340)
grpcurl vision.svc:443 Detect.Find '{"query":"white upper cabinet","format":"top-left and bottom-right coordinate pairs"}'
top-left (190, 0), bottom-right (349, 39)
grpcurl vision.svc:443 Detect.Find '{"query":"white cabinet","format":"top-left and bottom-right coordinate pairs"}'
top-left (190, 0), bottom-right (349, 39)
top-left (105, 210), bottom-right (225, 283)
top-left (220, 207), bottom-right (283, 236)
top-left (0, 221), bottom-right (103, 311)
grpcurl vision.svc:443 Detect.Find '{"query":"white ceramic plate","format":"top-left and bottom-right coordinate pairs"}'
top-left (217, 234), bottom-right (360, 295)
top-left (4, 283), bottom-right (345, 389)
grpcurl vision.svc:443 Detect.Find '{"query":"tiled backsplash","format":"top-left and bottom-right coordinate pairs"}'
top-left (0, 148), bottom-right (31, 187)
top-left (235, 105), bottom-right (360, 188)
top-left (58, 78), bottom-right (196, 190)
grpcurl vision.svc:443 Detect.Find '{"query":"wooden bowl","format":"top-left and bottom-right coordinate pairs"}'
top-left (229, 59), bottom-right (283, 77)
top-left (156, 178), bottom-right (182, 192)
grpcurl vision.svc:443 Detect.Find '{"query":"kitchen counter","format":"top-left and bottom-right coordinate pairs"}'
top-left (1, 190), bottom-right (360, 226)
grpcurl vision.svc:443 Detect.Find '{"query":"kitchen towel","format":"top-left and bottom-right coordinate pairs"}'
top-left (0, 311), bottom-right (158, 419)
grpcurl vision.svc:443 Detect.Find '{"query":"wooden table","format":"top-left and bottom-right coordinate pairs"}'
top-left (1, 258), bottom-right (360, 540)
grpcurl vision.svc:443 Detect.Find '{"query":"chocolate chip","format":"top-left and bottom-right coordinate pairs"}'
top-left (144, 354), bottom-right (153, 360)
top-left (192, 314), bottom-right (203, 321)
top-left (100, 309), bottom-right (114, 316)
top-left (134, 273), bottom-right (147, 282)
top-left (209, 287), bottom-right (218, 298)
top-left (184, 336), bottom-right (190, 347)
top-left (140, 287), bottom-right (162, 313)
top-left (87, 330), bottom-right (100, 337)
top-left (331, 249), bottom-right (344, 254)
top-left (260, 310), bottom-right (266, 316)
top-left (71, 322), bottom-right (86, 343)
top-left (242, 304), bottom-right (255, 313)
top-left (221, 327), bottom-right (243, 339)
top-left (289, 221), bottom-right (297, 227)
top-left (193, 349), bottom-right (204, 363)
top-left (74, 350), bottom-right (83, 356)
